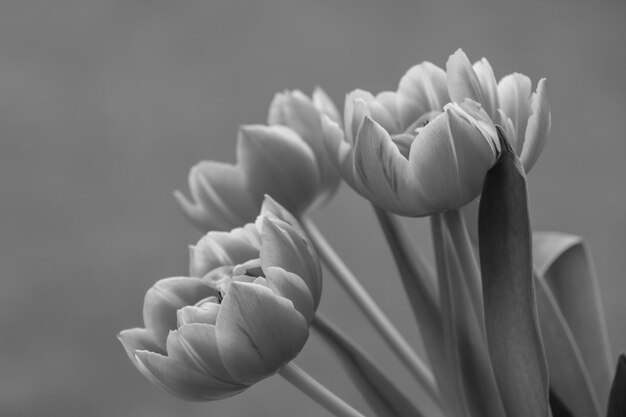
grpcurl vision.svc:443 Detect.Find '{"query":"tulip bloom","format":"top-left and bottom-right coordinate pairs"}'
top-left (446, 49), bottom-right (551, 172)
top-left (118, 197), bottom-right (322, 400)
top-left (175, 88), bottom-right (340, 232)
top-left (323, 95), bottom-right (499, 217)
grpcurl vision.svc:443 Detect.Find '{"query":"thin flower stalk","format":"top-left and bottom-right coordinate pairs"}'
top-left (299, 216), bottom-right (439, 404)
top-left (279, 362), bottom-right (368, 417)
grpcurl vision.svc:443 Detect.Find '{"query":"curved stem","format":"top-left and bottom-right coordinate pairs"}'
top-left (300, 216), bottom-right (439, 404)
top-left (279, 362), bottom-right (368, 417)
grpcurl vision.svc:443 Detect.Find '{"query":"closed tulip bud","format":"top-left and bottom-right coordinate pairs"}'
top-left (323, 94), bottom-right (499, 217)
top-left (446, 48), bottom-right (551, 172)
top-left (118, 197), bottom-right (321, 401)
top-left (175, 88), bottom-right (340, 233)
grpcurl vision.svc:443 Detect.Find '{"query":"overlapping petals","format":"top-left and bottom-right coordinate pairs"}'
top-left (323, 97), bottom-right (499, 216)
top-left (175, 88), bottom-right (340, 232)
top-left (446, 49), bottom-right (551, 172)
top-left (119, 197), bottom-right (321, 400)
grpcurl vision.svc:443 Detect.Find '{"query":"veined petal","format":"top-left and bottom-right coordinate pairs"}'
top-left (472, 58), bottom-right (499, 120)
top-left (143, 277), bottom-right (216, 349)
top-left (352, 116), bottom-right (419, 215)
top-left (215, 282), bottom-right (309, 385)
top-left (174, 161), bottom-right (258, 232)
top-left (191, 231), bottom-right (258, 277)
top-left (177, 304), bottom-right (220, 326)
top-left (497, 73), bottom-right (532, 154)
top-left (397, 61), bottom-right (448, 130)
top-left (520, 78), bottom-right (550, 172)
top-left (259, 195), bottom-right (305, 236)
top-left (237, 125), bottom-right (321, 216)
top-left (260, 217), bottom-right (321, 306)
top-left (265, 266), bottom-right (315, 322)
top-left (166, 324), bottom-right (240, 384)
top-left (312, 86), bottom-right (342, 124)
top-left (118, 328), bottom-right (164, 363)
top-left (347, 89), bottom-right (400, 134)
top-left (447, 49), bottom-right (486, 109)
top-left (134, 350), bottom-right (246, 401)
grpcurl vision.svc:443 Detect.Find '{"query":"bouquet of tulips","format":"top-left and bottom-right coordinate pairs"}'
top-left (118, 49), bottom-right (625, 417)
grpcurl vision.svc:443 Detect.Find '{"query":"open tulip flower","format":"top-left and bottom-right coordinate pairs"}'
top-left (323, 95), bottom-right (500, 216)
top-left (175, 88), bottom-right (340, 233)
top-left (118, 197), bottom-right (322, 400)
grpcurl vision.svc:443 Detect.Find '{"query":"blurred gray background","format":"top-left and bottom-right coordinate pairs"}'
top-left (1, 0), bottom-right (625, 416)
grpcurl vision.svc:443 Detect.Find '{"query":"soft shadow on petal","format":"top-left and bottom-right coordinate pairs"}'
top-left (397, 62), bottom-right (448, 130)
top-left (472, 58), bottom-right (499, 120)
top-left (238, 125), bottom-right (321, 215)
top-left (118, 328), bottom-right (164, 363)
top-left (143, 277), bottom-right (216, 350)
top-left (260, 217), bottom-right (321, 305)
top-left (520, 78), bottom-right (550, 172)
top-left (446, 49), bottom-right (485, 109)
top-left (166, 324), bottom-right (241, 385)
top-left (321, 116), bottom-right (356, 186)
top-left (497, 73), bottom-right (532, 154)
top-left (352, 116), bottom-right (418, 215)
top-left (134, 350), bottom-right (247, 401)
top-left (177, 304), bottom-right (220, 326)
top-left (312, 86), bottom-right (342, 124)
top-left (191, 231), bottom-right (258, 277)
top-left (215, 282), bottom-right (309, 385)
top-left (265, 266), bottom-right (315, 322)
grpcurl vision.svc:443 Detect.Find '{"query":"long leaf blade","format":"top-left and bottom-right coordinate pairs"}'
top-left (478, 128), bottom-right (549, 417)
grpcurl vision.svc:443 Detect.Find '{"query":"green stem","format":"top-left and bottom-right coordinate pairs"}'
top-left (279, 362), bottom-right (368, 417)
top-left (300, 216), bottom-right (439, 404)
top-left (442, 209), bottom-right (484, 325)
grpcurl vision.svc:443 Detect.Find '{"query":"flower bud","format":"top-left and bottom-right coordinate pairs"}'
top-left (323, 96), bottom-right (499, 217)
top-left (176, 89), bottom-right (340, 233)
top-left (119, 197), bottom-right (321, 400)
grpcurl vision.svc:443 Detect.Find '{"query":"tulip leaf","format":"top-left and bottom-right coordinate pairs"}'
top-left (535, 275), bottom-right (602, 417)
top-left (533, 231), bottom-right (613, 404)
top-left (478, 128), bottom-right (549, 417)
top-left (607, 354), bottom-right (626, 417)
top-left (549, 389), bottom-right (576, 417)
top-left (311, 315), bottom-right (429, 417)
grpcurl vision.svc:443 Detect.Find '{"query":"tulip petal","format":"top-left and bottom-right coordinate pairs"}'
top-left (520, 78), bottom-right (550, 172)
top-left (215, 282), bottom-right (309, 385)
top-left (260, 217), bottom-right (321, 306)
top-left (134, 350), bottom-right (246, 401)
top-left (143, 277), bottom-right (217, 349)
top-left (472, 58), bottom-right (499, 120)
top-left (191, 231), bottom-right (258, 277)
top-left (397, 62), bottom-right (448, 130)
top-left (447, 49), bottom-right (486, 110)
top-left (259, 195), bottom-right (305, 235)
top-left (352, 116), bottom-right (420, 215)
top-left (478, 130), bottom-right (549, 417)
top-left (322, 115), bottom-right (356, 187)
top-left (265, 266), bottom-right (314, 322)
top-left (166, 323), bottom-right (241, 385)
top-left (177, 304), bottom-right (220, 326)
top-left (312, 86), bottom-right (342, 124)
top-left (118, 328), bottom-right (164, 364)
top-left (348, 89), bottom-right (400, 134)
top-left (497, 73), bottom-right (532, 154)
top-left (174, 161), bottom-right (258, 232)
top-left (533, 231), bottom-right (613, 406)
top-left (238, 124), bottom-right (321, 215)
top-left (267, 90), bottom-right (340, 206)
